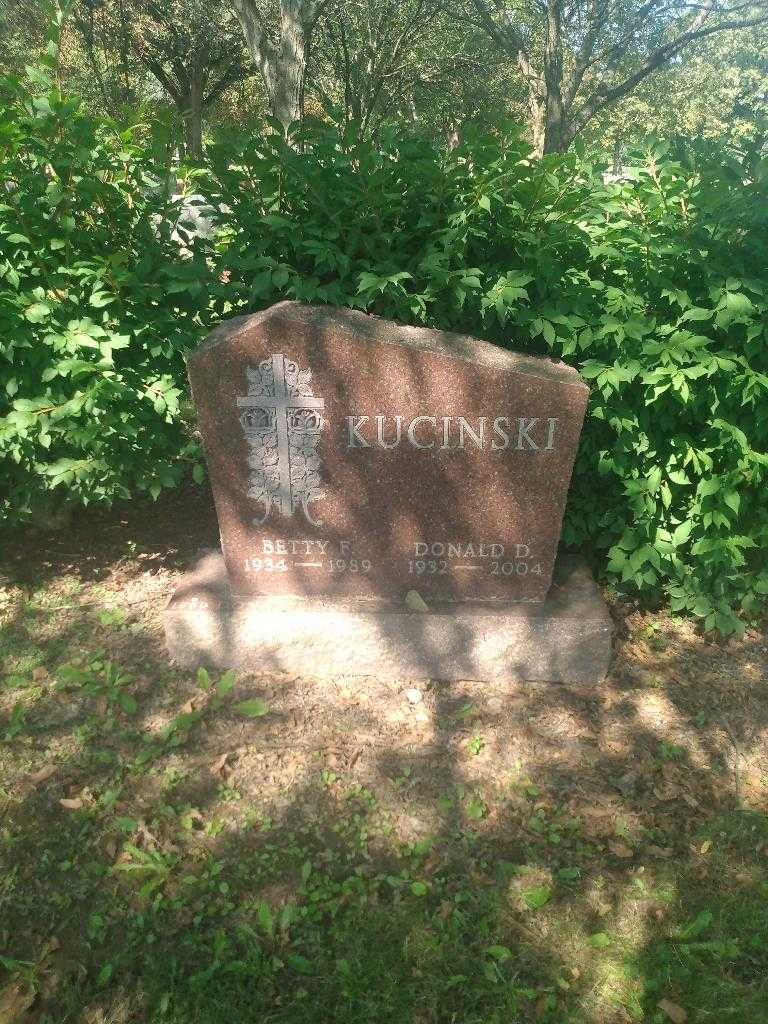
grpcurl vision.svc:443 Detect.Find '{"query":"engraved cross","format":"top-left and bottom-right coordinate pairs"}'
top-left (237, 353), bottom-right (324, 516)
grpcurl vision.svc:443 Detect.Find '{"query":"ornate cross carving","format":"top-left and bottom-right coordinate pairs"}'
top-left (237, 353), bottom-right (325, 526)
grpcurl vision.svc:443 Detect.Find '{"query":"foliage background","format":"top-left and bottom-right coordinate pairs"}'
top-left (1, 44), bottom-right (767, 632)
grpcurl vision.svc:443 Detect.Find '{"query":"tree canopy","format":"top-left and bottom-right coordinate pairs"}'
top-left (1, 0), bottom-right (765, 159)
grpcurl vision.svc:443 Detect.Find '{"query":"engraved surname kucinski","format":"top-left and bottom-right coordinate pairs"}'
top-left (237, 354), bottom-right (325, 527)
top-left (345, 415), bottom-right (558, 451)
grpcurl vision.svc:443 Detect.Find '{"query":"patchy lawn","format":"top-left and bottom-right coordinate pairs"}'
top-left (1, 487), bottom-right (768, 1024)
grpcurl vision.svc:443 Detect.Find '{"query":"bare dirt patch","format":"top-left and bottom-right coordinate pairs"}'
top-left (1, 487), bottom-right (767, 1024)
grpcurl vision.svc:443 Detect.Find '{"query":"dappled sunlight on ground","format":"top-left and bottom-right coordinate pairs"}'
top-left (1, 490), bottom-right (768, 1023)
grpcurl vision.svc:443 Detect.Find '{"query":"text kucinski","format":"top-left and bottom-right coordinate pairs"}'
top-left (346, 415), bottom-right (559, 452)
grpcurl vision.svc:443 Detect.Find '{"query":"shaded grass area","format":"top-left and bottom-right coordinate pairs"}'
top-left (2, 493), bottom-right (768, 1024)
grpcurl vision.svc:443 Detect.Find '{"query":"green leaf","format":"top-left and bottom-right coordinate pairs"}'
top-left (287, 954), bottom-right (312, 974)
top-left (478, 195), bottom-right (491, 212)
top-left (25, 302), bottom-right (52, 323)
top-left (257, 901), bottom-right (274, 936)
top-left (723, 491), bottom-right (740, 514)
top-left (668, 470), bottom-right (690, 485)
top-left (466, 796), bottom-right (487, 820)
top-left (216, 669), bottom-right (236, 696)
top-left (679, 307), bottom-right (713, 323)
top-left (96, 962), bottom-right (113, 988)
top-left (522, 886), bottom-right (551, 910)
top-left (699, 478), bottom-right (721, 497)
top-left (672, 520), bottom-right (693, 546)
top-left (115, 816), bottom-right (138, 832)
top-left (411, 881), bottom-right (428, 896)
top-left (589, 932), bottom-right (611, 949)
top-left (679, 908), bottom-right (713, 940)
top-left (485, 945), bottom-right (512, 961)
top-left (556, 866), bottom-right (581, 881)
top-left (196, 667), bottom-right (211, 691)
top-left (234, 699), bottom-right (269, 718)
top-left (118, 692), bottom-right (137, 714)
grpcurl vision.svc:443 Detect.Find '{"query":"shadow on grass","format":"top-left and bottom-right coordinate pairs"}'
top-left (1, 513), bottom-right (768, 1023)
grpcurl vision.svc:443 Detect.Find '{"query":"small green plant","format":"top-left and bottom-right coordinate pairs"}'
top-left (640, 622), bottom-right (669, 651)
top-left (57, 656), bottom-right (137, 714)
top-left (98, 608), bottom-right (126, 627)
top-left (467, 736), bottom-right (485, 756)
top-left (658, 741), bottom-right (686, 761)
top-left (113, 844), bottom-right (177, 898)
top-left (2, 701), bottom-right (28, 739)
top-left (466, 795), bottom-right (488, 820)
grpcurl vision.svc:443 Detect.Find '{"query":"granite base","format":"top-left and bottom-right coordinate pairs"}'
top-left (164, 553), bottom-right (613, 685)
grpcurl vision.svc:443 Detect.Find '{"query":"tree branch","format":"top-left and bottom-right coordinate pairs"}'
top-left (574, 7), bottom-right (768, 132)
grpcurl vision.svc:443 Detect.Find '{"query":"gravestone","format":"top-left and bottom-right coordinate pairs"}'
top-left (165, 302), bottom-right (612, 684)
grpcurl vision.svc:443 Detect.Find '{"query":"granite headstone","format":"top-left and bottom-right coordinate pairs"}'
top-left (166, 302), bottom-right (612, 684)
top-left (186, 301), bottom-right (588, 604)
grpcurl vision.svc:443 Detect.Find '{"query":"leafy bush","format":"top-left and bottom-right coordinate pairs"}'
top-left (2, 51), bottom-right (767, 631)
top-left (201, 124), bottom-right (768, 632)
top-left (0, 39), bottom-right (214, 521)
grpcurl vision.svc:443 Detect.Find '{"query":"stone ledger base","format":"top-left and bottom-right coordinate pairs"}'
top-left (164, 553), bottom-right (613, 685)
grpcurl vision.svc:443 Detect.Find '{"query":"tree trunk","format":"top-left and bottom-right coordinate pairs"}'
top-left (527, 82), bottom-right (575, 155)
top-left (233, 0), bottom-right (315, 133)
top-left (269, 22), bottom-right (306, 129)
top-left (183, 103), bottom-right (203, 160)
top-left (541, 115), bottom-right (574, 154)
top-left (612, 138), bottom-right (623, 175)
top-left (181, 71), bottom-right (204, 160)
top-left (540, 0), bottom-right (571, 154)
top-left (529, 93), bottom-right (546, 157)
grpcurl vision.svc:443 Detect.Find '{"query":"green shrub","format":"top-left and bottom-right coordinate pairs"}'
top-left (2, 51), bottom-right (767, 632)
top-left (0, 46), bottom-right (214, 521)
top-left (202, 123), bottom-right (768, 632)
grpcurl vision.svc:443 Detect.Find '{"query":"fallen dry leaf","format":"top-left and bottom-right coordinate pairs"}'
top-left (700, 839), bottom-right (712, 855)
top-left (608, 841), bottom-right (634, 858)
top-left (348, 747), bottom-right (363, 768)
top-left (404, 589), bottom-right (429, 613)
top-left (28, 765), bottom-right (57, 786)
top-left (535, 993), bottom-right (551, 1019)
top-left (38, 936), bottom-right (60, 959)
top-left (658, 783), bottom-right (683, 800)
top-left (31, 667), bottom-right (49, 683)
top-left (658, 998), bottom-right (688, 1023)
top-left (0, 981), bottom-right (35, 1024)
top-left (58, 797), bottom-right (83, 810)
top-left (211, 752), bottom-right (229, 776)
top-left (423, 854), bottom-right (441, 876)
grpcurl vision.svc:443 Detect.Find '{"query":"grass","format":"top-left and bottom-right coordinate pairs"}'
top-left (2, 531), bottom-right (768, 1023)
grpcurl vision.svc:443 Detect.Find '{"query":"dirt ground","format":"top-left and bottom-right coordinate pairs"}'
top-left (2, 485), bottom-right (768, 1023)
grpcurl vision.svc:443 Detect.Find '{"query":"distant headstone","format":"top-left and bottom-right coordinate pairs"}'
top-left (166, 302), bottom-right (612, 685)
top-left (186, 302), bottom-right (588, 604)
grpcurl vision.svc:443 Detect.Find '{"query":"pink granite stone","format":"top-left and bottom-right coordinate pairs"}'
top-left (186, 302), bottom-right (589, 603)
